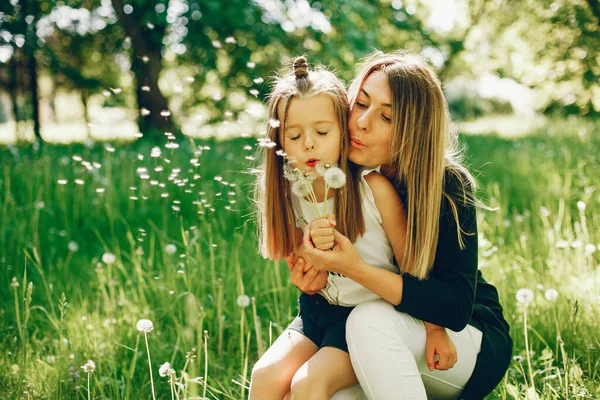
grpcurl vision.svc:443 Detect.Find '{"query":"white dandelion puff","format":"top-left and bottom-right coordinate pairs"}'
top-left (102, 253), bottom-right (116, 264)
top-left (283, 164), bottom-right (300, 182)
top-left (315, 162), bottom-right (330, 176)
top-left (544, 288), bottom-right (558, 302)
top-left (159, 362), bottom-right (172, 377)
top-left (516, 288), bottom-right (534, 305)
top-left (136, 319), bottom-right (154, 333)
top-left (577, 201), bottom-right (586, 211)
top-left (81, 360), bottom-right (96, 373)
top-left (291, 179), bottom-right (312, 198)
top-left (236, 294), bottom-right (251, 307)
top-left (324, 167), bottom-right (346, 189)
top-left (68, 241), bottom-right (79, 252)
top-left (165, 244), bottom-right (177, 254)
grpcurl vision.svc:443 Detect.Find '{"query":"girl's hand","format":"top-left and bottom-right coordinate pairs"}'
top-left (286, 254), bottom-right (328, 295)
top-left (302, 226), bottom-right (363, 276)
top-left (424, 326), bottom-right (457, 371)
top-left (309, 216), bottom-right (336, 250)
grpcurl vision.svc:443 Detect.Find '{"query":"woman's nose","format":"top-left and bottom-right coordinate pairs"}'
top-left (356, 111), bottom-right (369, 132)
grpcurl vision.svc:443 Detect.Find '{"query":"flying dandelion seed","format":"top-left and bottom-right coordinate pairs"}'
top-left (214, 176), bottom-right (223, 182)
top-left (57, 179), bottom-right (68, 185)
top-left (516, 288), bottom-right (534, 305)
top-left (140, 174), bottom-right (150, 180)
top-left (245, 156), bottom-right (255, 160)
top-left (73, 155), bottom-right (83, 162)
top-left (212, 40), bottom-right (222, 48)
top-left (141, 86), bottom-right (150, 92)
top-left (92, 162), bottom-right (102, 169)
top-left (247, 62), bottom-right (256, 68)
top-left (160, 110), bottom-right (171, 117)
top-left (102, 253), bottom-right (116, 265)
top-left (104, 145), bottom-right (115, 153)
top-left (203, 146), bottom-right (211, 150)
top-left (161, 193), bottom-right (169, 198)
top-left (130, 196), bottom-right (139, 200)
top-left (555, 240), bottom-right (568, 249)
top-left (140, 108), bottom-right (151, 116)
top-left (268, 119), bottom-right (281, 128)
top-left (102, 90), bottom-right (111, 97)
top-left (225, 36), bottom-right (236, 44)
top-left (249, 89), bottom-right (259, 97)
top-left (186, 76), bottom-right (195, 83)
top-left (243, 145), bottom-right (252, 151)
top-left (96, 188), bottom-right (105, 193)
top-left (137, 154), bottom-right (144, 161)
top-left (155, 166), bottom-right (164, 172)
top-left (165, 143), bottom-right (179, 149)
top-left (141, 56), bottom-right (149, 63)
top-left (74, 179), bottom-right (85, 185)
top-left (253, 77), bottom-right (264, 84)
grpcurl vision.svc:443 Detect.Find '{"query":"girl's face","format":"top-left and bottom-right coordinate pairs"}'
top-left (279, 93), bottom-right (341, 175)
top-left (348, 70), bottom-right (393, 168)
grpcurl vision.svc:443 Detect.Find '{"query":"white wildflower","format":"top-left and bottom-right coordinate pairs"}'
top-left (165, 244), bottom-right (177, 254)
top-left (81, 360), bottom-right (96, 373)
top-left (102, 253), bottom-right (116, 264)
top-left (324, 167), bottom-right (346, 189)
top-left (236, 294), bottom-right (251, 307)
top-left (291, 179), bottom-right (312, 198)
top-left (544, 288), bottom-right (558, 302)
top-left (136, 319), bottom-right (154, 333)
top-left (159, 362), bottom-right (173, 377)
top-left (516, 288), bottom-right (534, 305)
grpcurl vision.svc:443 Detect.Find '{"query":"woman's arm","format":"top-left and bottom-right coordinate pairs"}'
top-left (302, 184), bottom-right (479, 332)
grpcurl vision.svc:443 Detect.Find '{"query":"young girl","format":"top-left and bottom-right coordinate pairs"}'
top-left (249, 56), bottom-right (454, 399)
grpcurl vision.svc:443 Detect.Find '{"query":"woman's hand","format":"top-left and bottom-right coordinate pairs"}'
top-left (286, 254), bottom-right (328, 295)
top-left (301, 225), bottom-right (364, 276)
top-left (424, 325), bottom-right (458, 371)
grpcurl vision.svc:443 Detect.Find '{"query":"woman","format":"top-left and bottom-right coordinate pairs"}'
top-left (291, 51), bottom-right (512, 399)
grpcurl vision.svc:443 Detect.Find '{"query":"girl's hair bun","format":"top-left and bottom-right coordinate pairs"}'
top-left (293, 56), bottom-right (309, 79)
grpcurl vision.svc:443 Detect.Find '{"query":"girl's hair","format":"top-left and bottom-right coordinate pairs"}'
top-left (256, 56), bottom-right (365, 260)
top-left (348, 50), bottom-right (479, 280)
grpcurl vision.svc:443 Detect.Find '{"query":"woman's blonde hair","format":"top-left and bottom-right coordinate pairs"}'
top-left (256, 56), bottom-right (365, 260)
top-left (348, 50), bottom-right (479, 280)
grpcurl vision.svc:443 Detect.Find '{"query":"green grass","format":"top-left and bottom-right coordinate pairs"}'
top-left (1, 116), bottom-right (599, 399)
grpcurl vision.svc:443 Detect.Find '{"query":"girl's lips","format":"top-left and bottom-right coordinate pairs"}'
top-left (306, 159), bottom-right (318, 167)
top-left (351, 138), bottom-right (367, 149)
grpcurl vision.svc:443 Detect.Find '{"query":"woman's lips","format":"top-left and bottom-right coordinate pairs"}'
top-left (351, 138), bottom-right (367, 149)
top-left (306, 159), bottom-right (319, 167)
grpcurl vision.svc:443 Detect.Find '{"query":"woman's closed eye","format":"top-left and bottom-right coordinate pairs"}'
top-left (355, 101), bottom-right (368, 109)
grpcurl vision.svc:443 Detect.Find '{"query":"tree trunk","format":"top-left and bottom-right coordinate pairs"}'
top-left (26, 0), bottom-right (42, 142)
top-left (110, 0), bottom-right (175, 140)
top-left (81, 89), bottom-right (91, 138)
top-left (8, 54), bottom-right (21, 140)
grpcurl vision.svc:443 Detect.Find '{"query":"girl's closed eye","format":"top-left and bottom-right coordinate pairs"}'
top-left (317, 131), bottom-right (329, 136)
top-left (382, 114), bottom-right (391, 123)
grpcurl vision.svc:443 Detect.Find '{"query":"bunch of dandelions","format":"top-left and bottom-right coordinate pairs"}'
top-left (159, 362), bottom-right (178, 400)
top-left (137, 319), bottom-right (156, 400)
top-left (284, 161), bottom-right (346, 217)
top-left (81, 360), bottom-right (95, 400)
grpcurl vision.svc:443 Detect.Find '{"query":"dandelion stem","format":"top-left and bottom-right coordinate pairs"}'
top-left (144, 332), bottom-right (156, 400)
top-left (203, 330), bottom-right (209, 400)
top-left (87, 372), bottom-right (91, 400)
top-left (523, 306), bottom-right (536, 392)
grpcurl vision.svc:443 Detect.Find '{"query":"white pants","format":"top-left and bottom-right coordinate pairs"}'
top-left (330, 300), bottom-right (483, 400)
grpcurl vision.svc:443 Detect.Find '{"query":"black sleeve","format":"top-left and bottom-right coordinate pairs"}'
top-left (394, 200), bottom-right (478, 332)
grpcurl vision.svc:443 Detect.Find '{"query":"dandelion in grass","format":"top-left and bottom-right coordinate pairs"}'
top-left (137, 319), bottom-right (157, 400)
top-left (577, 201), bottom-right (586, 211)
top-left (516, 288), bottom-right (534, 306)
top-left (544, 288), bottom-right (559, 302)
top-left (81, 360), bottom-right (95, 400)
top-left (515, 288), bottom-right (536, 391)
top-left (102, 253), bottom-right (116, 265)
top-left (68, 241), bottom-right (79, 253)
top-left (237, 294), bottom-right (251, 307)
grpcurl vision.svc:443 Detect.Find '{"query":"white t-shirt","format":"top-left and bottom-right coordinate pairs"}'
top-left (291, 168), bottom-right (399, 306)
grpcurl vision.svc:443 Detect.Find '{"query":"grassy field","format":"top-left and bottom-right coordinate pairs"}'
top-left (1, 116), bottom-right (599, 399)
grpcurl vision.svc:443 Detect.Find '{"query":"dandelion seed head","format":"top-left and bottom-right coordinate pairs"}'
top-left (81, 360), bottom-right (96, 373)
top-left (165, 244), bottom-right (177, 254)
top-left (236, 294), bottom-right (251, 307)
top-left (102, 253), bottom-right (116, 265)
top-left (136, 319), bottom-right (154, 333)
top-left (292, 179), bottom-right (312, 198)
top-left (516, 288), bottom-right (534, 305)
top-left (68, 241), bottom-right (79, 252)
top-left (324, 167), bottom-right (346, 189)
top-left (577, 201), bottom-right (586, 211)
top-left (544, 288), bottom-right (558, 302)
top-left (159, 362), bottom-right (172, 377)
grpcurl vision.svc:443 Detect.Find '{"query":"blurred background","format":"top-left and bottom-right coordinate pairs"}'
top-left (1, 1), bottom-right (600, 399)
top-left (0, 0), bottom-right (598, 143)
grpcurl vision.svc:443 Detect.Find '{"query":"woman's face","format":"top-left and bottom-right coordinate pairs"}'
top-left (348, 70), bottom-right (393, 168)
